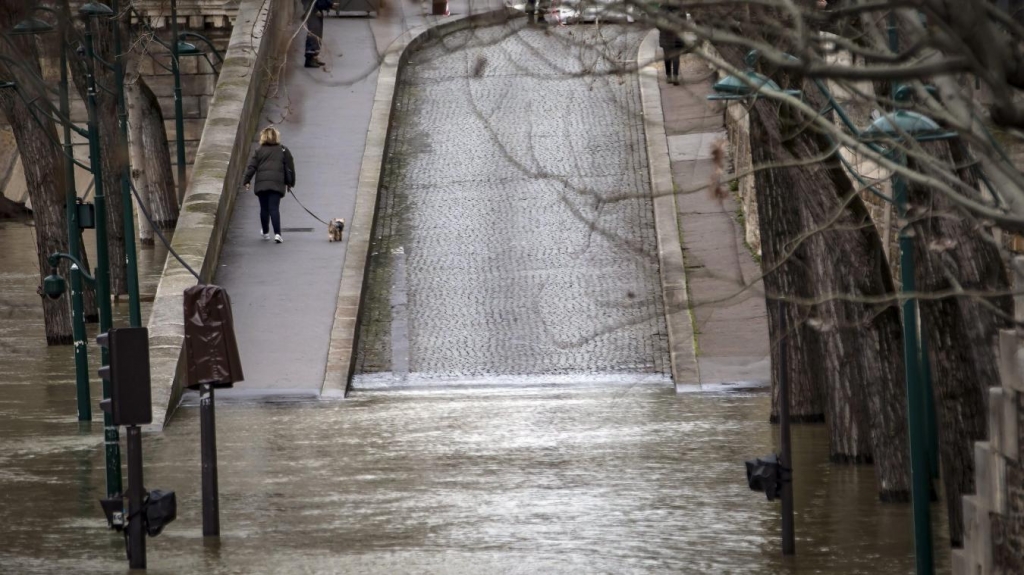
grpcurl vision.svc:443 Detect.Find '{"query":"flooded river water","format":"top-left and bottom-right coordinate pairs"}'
top-left (1, 211), bottom-right (950, 574)
top-left (0, 25), bottom-right (951, 570)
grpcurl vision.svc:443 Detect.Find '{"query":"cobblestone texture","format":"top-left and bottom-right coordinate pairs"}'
top-left (355, 22), bottom-right (670, 384)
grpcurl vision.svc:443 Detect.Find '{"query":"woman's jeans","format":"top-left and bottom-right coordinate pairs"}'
top-left (665, 54), bottom-right (680, 77)
top-left (257, 191), bottom-right (282, 235)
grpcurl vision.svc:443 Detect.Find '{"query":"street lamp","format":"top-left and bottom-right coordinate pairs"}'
top-left (707, 70), bottom-right (802, 101)
top-left (858, 106), bottom-right (955, 575)
top-left (10, 17), bottom-right (54, 35)
top-left (44, 252), bottom-right (97, 422)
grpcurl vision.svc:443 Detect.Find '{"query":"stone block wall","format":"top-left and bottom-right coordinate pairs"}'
top-left (722, 103), bottom-right (761, 256)
top-left (954, 321), bottom-right (1024, 573)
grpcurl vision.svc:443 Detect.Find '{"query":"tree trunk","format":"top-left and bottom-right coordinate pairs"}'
top-left (745, 88), bottom-right (911, 500)
top-left (126, 77), bottom-right (154, 247)
top-left (135, 76), bottom-right (178, 229)
top-left (0, 6), bottom-right (73, 344)
top-left (907, 140), bottom-right (1012, 545)
top-left (746, 102), bottom-right (827, 425)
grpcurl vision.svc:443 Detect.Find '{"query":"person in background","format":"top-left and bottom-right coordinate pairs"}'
top-left (304, 0), bottom-right (334, 68)
top-left (244, 127), bottom-right (295, 244)
top-left (659, 10), bottom-right (684, 86)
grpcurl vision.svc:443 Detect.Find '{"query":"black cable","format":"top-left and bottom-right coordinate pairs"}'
top-left (127, 179), bottom-right (203, 282)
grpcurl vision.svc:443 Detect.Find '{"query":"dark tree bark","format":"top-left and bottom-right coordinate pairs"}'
top-left (745, 94), bottom-right (911, 499)
top-left (706, 0), bottom-right (912, 495)
top-left (0, 2), bottom-right (73, 344)
top-left (906, 140), bottom-right (1012, 545)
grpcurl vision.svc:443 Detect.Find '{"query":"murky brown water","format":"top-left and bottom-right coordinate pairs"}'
top-left (0, 220), bottom-right (951, 574)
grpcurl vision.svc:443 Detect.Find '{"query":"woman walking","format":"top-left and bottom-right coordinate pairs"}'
top-left (658, 14), bottom-right (684, 85)
top-left (244, 126), bottom-right (295, 244)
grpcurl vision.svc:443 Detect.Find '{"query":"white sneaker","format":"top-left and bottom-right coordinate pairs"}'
top-left (274, 234), bottom-right (283, 244)
top-left (261, 229), bottom-right (270, 240)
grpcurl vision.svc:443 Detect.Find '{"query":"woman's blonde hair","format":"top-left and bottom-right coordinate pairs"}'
top-left (259, 126), bottom-right (281, 145)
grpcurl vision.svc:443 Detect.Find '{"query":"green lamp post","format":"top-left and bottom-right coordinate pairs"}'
top-left (44, 253), bottom-right (96, 422)
top-left (81, 0), bottom-right (124, 500)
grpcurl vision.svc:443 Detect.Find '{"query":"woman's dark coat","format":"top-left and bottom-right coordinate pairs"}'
top-left (658, 7), bottom-right (684, 51)
top-left (244, 143), bottom-right (295, 195)
top-left (658, 27), bottom-right (683, 51)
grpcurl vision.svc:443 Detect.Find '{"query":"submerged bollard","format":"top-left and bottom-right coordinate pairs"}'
top-left (778, 300), bottom-right (795, 556)
top-left (183, 285), bottom-right (244, 540)
top-left (743, 299), bottom-right (795, 555)
top-left (200, 383), bottom-right (221, 537)
top-left (126, 425), bottom-right (147, 568)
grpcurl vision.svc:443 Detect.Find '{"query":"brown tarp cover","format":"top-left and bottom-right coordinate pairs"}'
top-left (183, 285), bottom-right (244, 389)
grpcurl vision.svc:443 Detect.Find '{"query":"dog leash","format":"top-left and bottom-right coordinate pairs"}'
top-left (287, 188), bottom-right (332, 226)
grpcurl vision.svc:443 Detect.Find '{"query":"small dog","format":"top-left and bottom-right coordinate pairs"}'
top-left (328, 218), bottom-right (345, 242)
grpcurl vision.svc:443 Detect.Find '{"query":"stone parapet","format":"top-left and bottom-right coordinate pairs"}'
top-left (146, 0), bottom-right (292, 429)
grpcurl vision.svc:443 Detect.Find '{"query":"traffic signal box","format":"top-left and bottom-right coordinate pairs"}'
top-left (97, 327), bottom-right (152, 426)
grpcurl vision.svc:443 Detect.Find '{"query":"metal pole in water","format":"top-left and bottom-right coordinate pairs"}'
top-left (126, 425), bottom-right (146, 569)
top-left (778, 299), bottom-right (795, 555)
top-left (70, 265), bottom-right (91, 421)
top-left (200, 384), bottom-right (220, 537)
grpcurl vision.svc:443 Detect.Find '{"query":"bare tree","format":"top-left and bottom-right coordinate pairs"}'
top-left (0, 0), bottom-right (72, 344)
top-left (655, 0), bottom-right (1024, 544)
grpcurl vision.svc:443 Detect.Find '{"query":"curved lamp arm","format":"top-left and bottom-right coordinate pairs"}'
top-left (48, 252), bottom-right (97, 284)
top-left (179, 32), bottom-right (224, 64)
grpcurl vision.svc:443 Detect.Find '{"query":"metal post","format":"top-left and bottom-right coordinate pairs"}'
top-left (70, 264), bottom-right (91, 421)
top-left (111, 0), bottom-right (143, 328)
top-left (84, 15), bottom-right (123, 498)
top-left (200, 384), bottom-right (220, 537)
top-left (889, 11), bottom-right (933, 573)
top-left (171, 0), bottom-right (187, 203)
top-left (896, 173), bottom-right (934, 575)
top-left (777, 300), bottom-right (795, 555)
top-left (126, 425), bottom-right (146, 569)
top-left (59, 37), bottom-right (93, 422)
top-left (919, 325), bottom-right (939, 480)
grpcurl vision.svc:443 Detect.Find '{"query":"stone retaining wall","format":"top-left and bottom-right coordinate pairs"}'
top-left (147, 0), bottom-right (293, 429)
top-left (954, 325), bottom-right (1024, 573)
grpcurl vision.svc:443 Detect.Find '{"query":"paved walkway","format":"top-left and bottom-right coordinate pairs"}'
top-left (213, 2), bottom-right (486, 395)
top-left (659, 54), bottom-right (770, 386)
top-left (353, 24), bottom-right (671, 388)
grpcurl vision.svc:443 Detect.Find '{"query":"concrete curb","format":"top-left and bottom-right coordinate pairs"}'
top-left (636, 30), bottom-right (701, 390)
top-left (146, 0), bottom-right (294, 429)
top-left (321, 7), bottom-right (520, 398)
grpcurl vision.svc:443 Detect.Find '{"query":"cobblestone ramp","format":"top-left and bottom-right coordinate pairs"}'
top-left (354, 23), bottom-right (670, 387)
